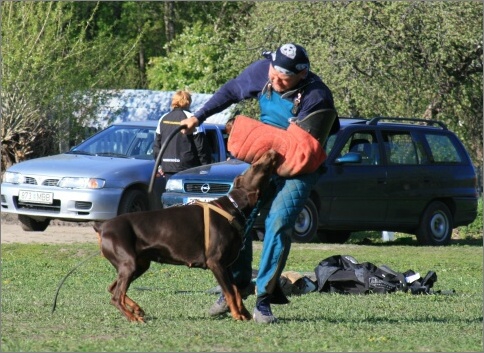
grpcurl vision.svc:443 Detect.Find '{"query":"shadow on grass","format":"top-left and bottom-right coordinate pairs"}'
top-left (348, 232), bottom-right (483, 247)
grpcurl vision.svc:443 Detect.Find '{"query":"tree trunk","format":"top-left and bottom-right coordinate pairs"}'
top-left (164, 1), bottom-right (175, 53)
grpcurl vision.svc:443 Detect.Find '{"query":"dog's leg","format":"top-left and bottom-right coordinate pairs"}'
top-left (109, 280), bottom-right (145, 319)
top-left (207, 261), bottom-right (251, 321)
top-left (108, 258), bottom-right (150, 322)
top-left (109, 275), bottom-right (139, 322)
top-left (232, 283), bottom-right (251, 318)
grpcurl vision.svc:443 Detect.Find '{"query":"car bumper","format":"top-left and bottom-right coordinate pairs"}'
top-left (1, 183), bottom-right (123, 221)
top-left (452, 196), bottom-right (479, 227)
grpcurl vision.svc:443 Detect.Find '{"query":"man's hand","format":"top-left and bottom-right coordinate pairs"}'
top-left (180, 116), bottom-right (199, 134)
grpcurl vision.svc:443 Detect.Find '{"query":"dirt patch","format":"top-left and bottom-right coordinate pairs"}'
top-left (1, 213), bottom-right (97, 244)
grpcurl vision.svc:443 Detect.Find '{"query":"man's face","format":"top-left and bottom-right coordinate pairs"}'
top-left (268, 64), bottom-right (306, 93)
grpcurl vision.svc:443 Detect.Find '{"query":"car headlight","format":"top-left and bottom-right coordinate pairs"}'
top-left (2, 171), bottom-right (24, 184)
top-left (58, 177), bottom-right (105, 189)
top-left (165, 178), bottom-right (183, 191)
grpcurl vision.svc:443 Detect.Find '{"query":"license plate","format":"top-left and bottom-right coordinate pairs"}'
top-left (18, 190), bottom-right (54, 204)
top-left (186, 196), bottom-right (215, 203)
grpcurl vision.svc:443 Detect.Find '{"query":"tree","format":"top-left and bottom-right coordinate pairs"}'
top-left (218, 1), bottom-right (483, 164)
top-left (1, 1), bottom-right (143, 170)
top-left (146, 1), bottom-right (254, 92)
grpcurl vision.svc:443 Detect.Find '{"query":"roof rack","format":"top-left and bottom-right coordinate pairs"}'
top-left (367, 117), bottom-right (447, 129)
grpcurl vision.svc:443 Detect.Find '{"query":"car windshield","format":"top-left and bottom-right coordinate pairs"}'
top-left (68, 125), bottom-right (156, 160)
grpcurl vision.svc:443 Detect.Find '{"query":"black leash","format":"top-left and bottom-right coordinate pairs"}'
top-left (148, 124), bottom-right (187, 194)
top-left (51, 250), bottom-right (99, 314)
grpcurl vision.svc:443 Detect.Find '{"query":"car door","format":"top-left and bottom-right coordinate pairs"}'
top-left (202, 125), bottom-right (228, 163)
top-left (325, 130), bottom-right (389, 226)
top-left (381, 129), bottom-right (432, 226)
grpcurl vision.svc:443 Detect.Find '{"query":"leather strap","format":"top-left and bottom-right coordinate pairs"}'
top-left (194, 201), bottom-right (235, 254)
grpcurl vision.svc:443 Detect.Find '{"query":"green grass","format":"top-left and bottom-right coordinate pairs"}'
top-left (1, 237), bottom-right (482, 352)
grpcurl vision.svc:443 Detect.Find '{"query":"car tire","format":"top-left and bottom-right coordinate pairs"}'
top-left (317, 230), bottom-right (351, 244)
top-left (291, 199), bottom-right (318, 243)
top-left (416, 201), bottom-right (453, 246)
top-left (18, 215), bottom-right (51, 232)
top-left (118, 189), bottom-right (150, 214)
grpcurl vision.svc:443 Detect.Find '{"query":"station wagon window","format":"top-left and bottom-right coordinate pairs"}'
top-left (425, 133), bottom-right (463, 163)
top-left (382, 131), bottom-right (426, 165)
top-left (340, 132), bottom-right (380, 165)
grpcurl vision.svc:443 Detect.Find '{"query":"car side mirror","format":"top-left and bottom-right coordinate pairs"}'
top-left (334, 152), bottom-right (362, 165)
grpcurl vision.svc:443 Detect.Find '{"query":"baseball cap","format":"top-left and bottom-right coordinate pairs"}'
top-left (269, 43), bottom-right (310, 76)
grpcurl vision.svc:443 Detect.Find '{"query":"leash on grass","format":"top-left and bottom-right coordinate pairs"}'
top-left (51, 250), bottom-right (99, 314)
top-left (148, 124), bottom-right (187, 194)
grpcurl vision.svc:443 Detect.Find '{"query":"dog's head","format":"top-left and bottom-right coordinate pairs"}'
top-left (232, 149), bottom-right (279, 206)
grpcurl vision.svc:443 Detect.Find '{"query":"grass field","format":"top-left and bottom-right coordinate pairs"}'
top-left (1, 231), bottom-right (482, 352)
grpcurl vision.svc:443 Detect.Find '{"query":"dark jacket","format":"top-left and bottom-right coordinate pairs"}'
top-left (192, 58), bottom-right (340, 135)
top-left (153, 108), bottom-right (211, 173)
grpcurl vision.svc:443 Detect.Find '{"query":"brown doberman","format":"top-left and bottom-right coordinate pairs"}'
top-left (94, 149), bottom-right (279, 322)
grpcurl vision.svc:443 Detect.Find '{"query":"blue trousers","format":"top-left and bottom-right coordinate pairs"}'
top-left (231, 170), bottom-right (320, 299)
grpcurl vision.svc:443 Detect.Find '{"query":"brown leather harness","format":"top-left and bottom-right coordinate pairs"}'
top-left (193, 197), bottom-right (246, 254)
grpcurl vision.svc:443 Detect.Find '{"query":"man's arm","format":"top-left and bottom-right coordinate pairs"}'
top-left (181, 59), bottom-right (270, 134)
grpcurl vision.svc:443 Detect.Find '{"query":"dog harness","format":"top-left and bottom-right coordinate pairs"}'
top-left (193, 199), bottom-right (245, 255)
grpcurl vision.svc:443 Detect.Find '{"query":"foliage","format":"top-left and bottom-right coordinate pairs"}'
top-left (1, 242), bottom-right (482, 352)
top-left (2, 1), bottom-right (482, 169)
top-left (219, 1), bottom-right (483, 164)
top-left (147, 22), bottom-right (227, 93)
top-left (0, 1), bottom-right (142, 169)
top-left (146, 2), bottom-right (253, 93)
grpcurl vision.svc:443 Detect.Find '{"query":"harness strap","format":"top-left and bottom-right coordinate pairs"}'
top-left (194, 201), bottom-right (236, 254)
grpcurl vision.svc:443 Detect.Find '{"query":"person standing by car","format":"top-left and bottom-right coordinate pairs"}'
top-left (154, 90), bottom-right (212, 179)
top-left (181, 43), bottom-right (339, 323)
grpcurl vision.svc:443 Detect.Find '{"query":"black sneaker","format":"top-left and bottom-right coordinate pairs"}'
top-left (208, 294), bottom-right (229, 317)
top-left (253, 297), bottom-right (277, 324)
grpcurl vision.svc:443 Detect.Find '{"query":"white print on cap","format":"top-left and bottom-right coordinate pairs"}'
top-left (280, 44), bottom-right (297, 59)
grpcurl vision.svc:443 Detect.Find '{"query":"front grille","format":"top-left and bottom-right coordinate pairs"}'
top-left (24, 177), bottom-right (38, 185)
top-left (43, 179), bottom-right (60, 186)
top-left (22, 176), bottom-right (60, 187)
top-left (184, 183), bottom-right (231, 194)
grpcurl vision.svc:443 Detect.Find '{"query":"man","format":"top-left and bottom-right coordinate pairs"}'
top-left (181, 43), bottom-right (339, 323)
top-left (154, 90), bottom-right (211, 179)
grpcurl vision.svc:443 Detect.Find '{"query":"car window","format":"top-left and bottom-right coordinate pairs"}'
top-left (127, 130), bottom-right (155, 158)
top-left (338, 132), bottom-right (380, 165)
top-left (204, 129), bottom-right (218, 162)
top-left (382, 131), bottom-right (425, 165)
top-left (70, 125), bottom-right (156, 159)
top-left (424, 133), bottom-right (463, 163)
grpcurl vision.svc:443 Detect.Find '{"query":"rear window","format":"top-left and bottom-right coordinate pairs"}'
top-left (425, 133), bottom-right (463, 163)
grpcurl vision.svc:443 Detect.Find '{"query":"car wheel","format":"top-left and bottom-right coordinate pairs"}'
top-left (18, 215), bottom-right (51, 232)
top-left (317, 230), bottom-right (351, 244)
top-left (291, 199), bottom-right (318, 243)
top-left (416, 201), bottom-right (453, 246)
top-left (118, 189), bottom-right (150, 214)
